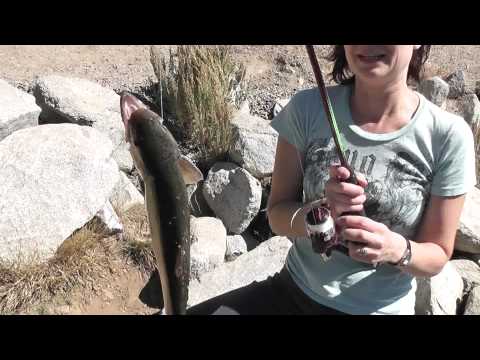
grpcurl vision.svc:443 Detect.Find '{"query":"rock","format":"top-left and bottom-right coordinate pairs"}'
top-left (238, 100), bottom-right (250, 115)
top-left (472, 254), bottom-right (480, 266)
top-left (418, 77), bottom-right (449, 107)
top-left (190, 216), bottom-right (227, 280)
top-left (0, 79), bottom-right (41, 142)
top-left (241, 230), bottom-right (261, 251)
top-left (459, 93), bottom-right (480, 128)
top-left (225, 235), bottom-right (248, 261)
top-left (475, 81), bottom-right (480, 98)
top-left (188, 236), bottom-right (292, 307)
top-left (33, 75), bottom-right (133, 171)
top-left (445, 70), bottom-right (466, 99)
top-left (450, 259), bottom-right (480, 292)
top-left (455, 187), bottom-right (480, 254)
top-left (415, 261), bottom-right (464, 315)
top-left (189, 182), bottom-right (214, 218)
top-left (464, 285), bottom-right (480, 315)
top-left (0, 124), bottom-right (119, 265)
top-left (228, 112), bottom-right (278, 178)
top-left (94, 201), bottom-right (123, 235)
top-left (109, 171), bottom-right (144, 214)
top-left (202, 162), bottom-right (262, 234)
top-left (271, 98), bottom-right (291, 118)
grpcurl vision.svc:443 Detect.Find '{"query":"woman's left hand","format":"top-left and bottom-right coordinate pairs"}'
top-left (335, 215), bottom-right (407, 265)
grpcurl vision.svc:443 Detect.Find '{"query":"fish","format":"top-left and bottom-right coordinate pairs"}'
top-left (120, 92), bottom-right (203, 315)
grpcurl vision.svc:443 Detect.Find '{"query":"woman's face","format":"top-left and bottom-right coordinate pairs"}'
top-left (344, 45), bottom-right (420, 86)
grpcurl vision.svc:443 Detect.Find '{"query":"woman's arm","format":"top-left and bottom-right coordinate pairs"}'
top-left (329, 164), bottom-right (467, 277)
top-left (267, 137), bottom-right (311, 239)
top-left (404, 194), bottom-right (465, 277)
top-left (335, 193), bottom-right (466, 277)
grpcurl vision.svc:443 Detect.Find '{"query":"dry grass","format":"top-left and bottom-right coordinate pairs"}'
top-left (0, 206), bottom-right (156, 314)
top-left (150, 45), bottom-right (247, 169)
top-left (117, 204), bottom-right (156, 274)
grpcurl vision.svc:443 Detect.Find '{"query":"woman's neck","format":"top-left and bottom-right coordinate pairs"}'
top-left (350, 78), bottom-right (419, 133)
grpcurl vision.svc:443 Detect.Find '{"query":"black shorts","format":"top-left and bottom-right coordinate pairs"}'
top-left (187, 267), bottom-right (346, 315)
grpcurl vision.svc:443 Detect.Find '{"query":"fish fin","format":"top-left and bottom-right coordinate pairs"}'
top-left (178, 155), bottom-right (204, 185)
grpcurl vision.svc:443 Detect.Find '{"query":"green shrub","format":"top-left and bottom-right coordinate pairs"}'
top-left (150, 45), bottom-right (246, 168)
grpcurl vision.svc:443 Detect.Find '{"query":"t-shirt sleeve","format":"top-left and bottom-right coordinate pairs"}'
top-left (431, 119), bottom-right (477, 197)
top-left (269, 95), bottom-right (308, 153)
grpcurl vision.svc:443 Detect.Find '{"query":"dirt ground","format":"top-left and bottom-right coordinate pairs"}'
top-left (2, 45), bottom-right (479, 94)
top-left (24, 265), bottom-right (159, 315)
top-left (2, 45), bottom-right (479, 315)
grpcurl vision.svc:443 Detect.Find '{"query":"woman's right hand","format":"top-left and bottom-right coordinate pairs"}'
top-left (324, 165), bottom-right (368, 220)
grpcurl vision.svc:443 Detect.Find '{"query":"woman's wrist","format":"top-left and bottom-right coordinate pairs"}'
top-left (389, 232), bottom-right (409, 265)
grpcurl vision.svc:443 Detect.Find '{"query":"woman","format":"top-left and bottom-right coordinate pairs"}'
top-left (188, 45), bottom-right (477, 315)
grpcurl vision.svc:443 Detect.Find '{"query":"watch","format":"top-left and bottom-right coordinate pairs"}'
top-left (391, 238), bottom-right (412, 267)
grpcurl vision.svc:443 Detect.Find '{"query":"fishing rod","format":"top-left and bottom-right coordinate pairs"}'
top-left (305, 45), bottom-right (365, 210)
top-left (305, 45), bottom-right (377, 264)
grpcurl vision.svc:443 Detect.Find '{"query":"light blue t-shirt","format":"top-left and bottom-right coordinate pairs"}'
top-left (270, 84), bottom-right (477, 315)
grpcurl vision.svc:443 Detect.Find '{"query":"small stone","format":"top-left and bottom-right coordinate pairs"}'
top-left (225, 235), bottom-right (248, 261)
top-left (445, 70), bottom-right (466, 99)
top-left (271, 98), bottom-right (291, 118)
top-left (190, 216), bottom-right (227, 279)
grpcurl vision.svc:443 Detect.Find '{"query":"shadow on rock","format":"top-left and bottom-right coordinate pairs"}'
top-left (138, 269), bottom-right (164, 310)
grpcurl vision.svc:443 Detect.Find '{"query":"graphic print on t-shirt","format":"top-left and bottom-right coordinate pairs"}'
top-left (303, 138), bottom-right (432, 238)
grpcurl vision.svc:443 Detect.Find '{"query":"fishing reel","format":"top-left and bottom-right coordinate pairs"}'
top-left (305, 203), bottom-right (378, 267)
top-left (305, 204), bottom-right (349, 261)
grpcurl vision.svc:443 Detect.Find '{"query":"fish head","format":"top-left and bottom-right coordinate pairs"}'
top-left (120, 92), bottom-right (203, 184)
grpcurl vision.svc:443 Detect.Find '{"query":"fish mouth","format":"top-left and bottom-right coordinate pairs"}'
top-left (120, 91), bottom-right (148, 143)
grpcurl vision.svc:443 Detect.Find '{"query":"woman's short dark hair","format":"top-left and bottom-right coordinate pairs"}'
top-left (326, 45), bottom-right (431, 85)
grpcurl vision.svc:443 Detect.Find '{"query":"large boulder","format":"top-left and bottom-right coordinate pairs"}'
top-left (415, 261), bottom-right (464, 315)
top-left (190, 216), bottom-right (227, 280)
top-left (450, 259), bottom-right (480, 292)
top-left (228, 111), bottom-right (278, 179)
top-left (418, 77), bottom-right (449, 108)
top-left (94, 201), bottom-right (123, 235)
top-left (33, 75), bottom-right (132, 171)
top-left (455, 187), bottom-right (480, 254)
top-left (472, 254), bottom-right (480, 266)
top-left (202, 162), bottom-right (262, 234)
top-left (459, 93), bottom-right (480, 128)
top-left (188, 236), bottom-right (292, 307)
top-left (109, 171), bottom-right (144, 214)
top-left (464, 285), bottom-right (480, 315)
top-left (0, 79), bottom-right (41, 142)
top-left (0, 124), bottom-right (119, 265)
